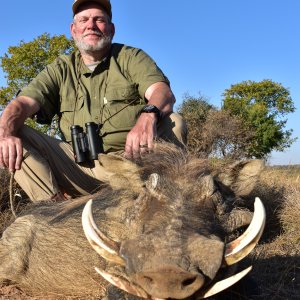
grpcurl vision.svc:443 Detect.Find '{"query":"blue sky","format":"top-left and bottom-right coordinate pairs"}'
top-left (0, 0), bottom-right (299, 165)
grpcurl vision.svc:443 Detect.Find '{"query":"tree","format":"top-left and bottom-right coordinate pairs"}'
top-left (177, 93), bottom-right (254, 159)
top-left (202, 110), bottom-right (254, 159)
top-left (222, 80), bottom-right (297, 159)
top-left (177, 93), bottom-right (215, 156)
top-left (0, 33), bottom-right (74, 135)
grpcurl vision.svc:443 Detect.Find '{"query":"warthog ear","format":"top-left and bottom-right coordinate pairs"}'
top-left (215, 160), bottom-right (264, 196)
top-left (99, 154), bottom-right (144, 191)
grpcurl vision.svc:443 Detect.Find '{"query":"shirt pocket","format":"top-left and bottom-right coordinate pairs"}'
top-left (102, 84), bottom-right (143, 132)
top-left (59, 94), bottom-right (85, 142)
top-left (105, 84), bottom-right (141, 103)
top-left (60, 94), bottom-right (84, 112)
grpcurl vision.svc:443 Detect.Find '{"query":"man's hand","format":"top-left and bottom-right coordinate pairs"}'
top-left (124, 113), bottom-right (157, 159)
top-left (124, 81), bottom-right (175, 159)
top-left (0, 96), bottom-right (40, 172)
top-left (0, 131), bottom-right (23, 172)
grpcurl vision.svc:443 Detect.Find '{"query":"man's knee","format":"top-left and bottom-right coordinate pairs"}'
top-left (158, 113), bottom-right (187, 147)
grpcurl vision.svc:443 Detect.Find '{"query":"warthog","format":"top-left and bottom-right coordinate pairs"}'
top-left (0, 143), bottom-right (265, 299)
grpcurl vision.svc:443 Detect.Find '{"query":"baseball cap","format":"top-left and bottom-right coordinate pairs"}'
top-left (72, 0), bottom-right (112, 19)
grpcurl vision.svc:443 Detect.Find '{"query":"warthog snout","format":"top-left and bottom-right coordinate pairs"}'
top-left (134, 265), bottom-right (205, 299)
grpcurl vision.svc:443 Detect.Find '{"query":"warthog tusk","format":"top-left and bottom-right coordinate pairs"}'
top-left (195, 266), bottom-right (252, 298)
top-left (95, 266), bottom-right (149, 299)
top-left (82, 199), bottom-right (126, 266)
top-left (224, 197), bottom-right (266, 265)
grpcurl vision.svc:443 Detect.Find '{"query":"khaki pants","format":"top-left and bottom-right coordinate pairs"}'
top-left (15, 113), bottom-right (187, 202)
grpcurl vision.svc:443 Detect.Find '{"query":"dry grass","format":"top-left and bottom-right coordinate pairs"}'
top-left (0, 166), bottom-right (299, 299)
top-left (0, 170), bottom-right (29, 235)
top-left (246, 165), bottom-right (300, 300)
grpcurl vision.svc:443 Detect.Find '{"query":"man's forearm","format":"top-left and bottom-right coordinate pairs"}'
top-left (144, 82), bottom-right (175, 118)
top-left (0, 96), bottom-right (40, 137)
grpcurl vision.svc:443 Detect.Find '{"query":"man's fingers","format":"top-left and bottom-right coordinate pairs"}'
top-left (132, 138), bottom-right (141, 159)
top-left (8, 144), bottom-right (18, 172)
top-left (0, 147), bottom-right (4, 169)
top-left (0, 137), bottom-right (23, 172)
top-left (124, 143), bottom-right (133, 159)
top-left (14, 144), bottom-right (23, 170)
top-left (125, 115), bottom-right (157, 159)
top-left (146, 130), bottom-right (156, 151)
top-left (139, 133), bottom-right (150, 154)
top-left (1, 144), bottom-right (9, 169)
top-left (124, 139), bottom-right (140, 159)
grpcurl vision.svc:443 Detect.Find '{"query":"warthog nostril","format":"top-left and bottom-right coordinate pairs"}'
top-left (182, 276), bottom-right (197, 287)
top-left (135, 267), bottom-right (205, 299)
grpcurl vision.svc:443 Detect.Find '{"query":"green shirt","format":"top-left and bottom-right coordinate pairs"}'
top-left (19, 43), bottom-right (169, 152)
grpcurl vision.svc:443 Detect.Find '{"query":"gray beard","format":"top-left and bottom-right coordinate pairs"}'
top-left (75, 35), bottom-right (112, 52)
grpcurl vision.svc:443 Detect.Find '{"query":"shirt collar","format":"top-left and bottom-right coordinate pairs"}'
top-left (75, 48), bottom-right (112, 76)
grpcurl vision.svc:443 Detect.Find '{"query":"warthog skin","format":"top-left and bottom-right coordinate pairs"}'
top-left (0, 143), bottom-right (264, 299)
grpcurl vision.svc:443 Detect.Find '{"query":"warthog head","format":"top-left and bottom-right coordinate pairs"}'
top-left (82, 143), bottom-right (266, 299)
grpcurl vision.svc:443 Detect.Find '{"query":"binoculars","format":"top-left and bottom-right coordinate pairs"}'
top-left (70, 122), bottom-right (103, 164)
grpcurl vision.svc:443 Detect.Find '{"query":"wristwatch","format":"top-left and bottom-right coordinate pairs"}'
top-left (140, 104), bottom-right (161, 122)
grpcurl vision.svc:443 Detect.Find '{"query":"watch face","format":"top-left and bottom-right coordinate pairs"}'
top-left (142, 105), bottom-right (159, 113)
top-left (140, 105), bottom-right (161, 121)
top-left (144, 105), bottom-right (156, 112)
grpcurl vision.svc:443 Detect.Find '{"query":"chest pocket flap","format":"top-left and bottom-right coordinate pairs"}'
top-left (105, 84), bottom-right (141, 103)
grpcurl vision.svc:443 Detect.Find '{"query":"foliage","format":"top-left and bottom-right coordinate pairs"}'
top-left (24, 116), bottom-right (60, 137)
top-left (222, 79), bottom-right (297, 158)
top-left (0, 33), bottom-right (74, 136)
top-left (177, 93), bottom-right (215, 156)
top-left (202, 110), bottom-right (254, 159)
top-left (178, 93), bottom-right (255, 159)
top-left (0, 33), bottom-right (74, 104)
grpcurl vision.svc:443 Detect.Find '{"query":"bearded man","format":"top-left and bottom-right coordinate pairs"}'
top-left (0, 0), bottom-right (187, 202)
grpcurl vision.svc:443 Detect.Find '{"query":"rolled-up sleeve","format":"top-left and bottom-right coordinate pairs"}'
top-left (19, 63), bottom-right (61, 124)
top-left (125, 47), bottom-right (170, 98)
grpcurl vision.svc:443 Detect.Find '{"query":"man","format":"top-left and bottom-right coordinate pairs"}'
top-left (0, 0), bottom-right (187, 201)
